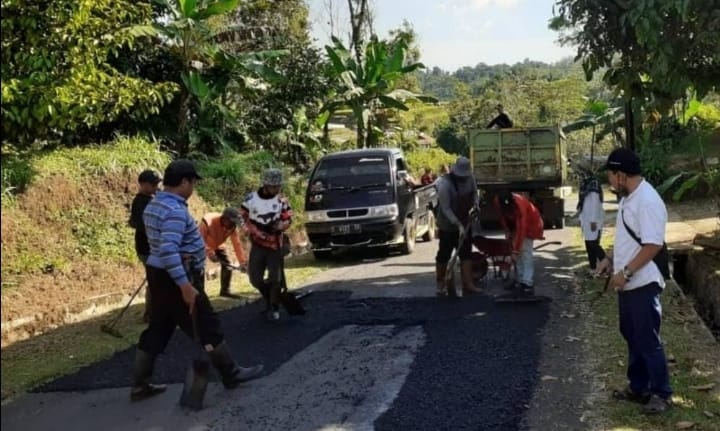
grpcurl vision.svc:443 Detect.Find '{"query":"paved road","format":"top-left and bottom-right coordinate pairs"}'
top-left (1, 222), bottom-right (589, 431)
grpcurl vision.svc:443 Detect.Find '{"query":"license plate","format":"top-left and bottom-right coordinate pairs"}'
top-left (331, 224), bottom-right (361, 235)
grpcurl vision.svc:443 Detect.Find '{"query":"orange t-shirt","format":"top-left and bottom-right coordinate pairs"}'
top-left (199, 212), bottom-right (247, 264)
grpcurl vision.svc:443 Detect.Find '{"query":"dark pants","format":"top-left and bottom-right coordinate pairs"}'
top-left (138, 265), bottom-right (224, 355)
top-left (618, 282), bottom-right (672, 399)
top-left (137, 254), bottom-right (151, 318)
top-left (436, 228), bottom-right (472, 265)
top-left (248, 244), bottom-right (283, 310)
top-left (583, 231), bottom-right (606, 269)
top-left (215, 249), bottom-right (233, 294)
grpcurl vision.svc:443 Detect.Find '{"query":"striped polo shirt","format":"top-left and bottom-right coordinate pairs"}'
top-left (144, 191), bottom-right (205, 286)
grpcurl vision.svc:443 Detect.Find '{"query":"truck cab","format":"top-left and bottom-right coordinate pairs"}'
top-left (304, 148), bottom-right (437, 259)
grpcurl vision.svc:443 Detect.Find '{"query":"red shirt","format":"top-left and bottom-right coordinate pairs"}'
top-left (493, 193), bottom-right (544, 252)
top-left (421, 173), bottom-right (434, 185)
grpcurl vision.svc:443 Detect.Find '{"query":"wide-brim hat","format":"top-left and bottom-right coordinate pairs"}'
top-left (451, 157), bottom-right (472, 177)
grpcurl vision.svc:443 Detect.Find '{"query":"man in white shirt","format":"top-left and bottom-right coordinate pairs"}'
top-left (596, 148), bottom-right (672, 415)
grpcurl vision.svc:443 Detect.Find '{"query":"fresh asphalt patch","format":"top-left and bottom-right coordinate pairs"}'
top-left (36, 289), bottom-right (549, 431)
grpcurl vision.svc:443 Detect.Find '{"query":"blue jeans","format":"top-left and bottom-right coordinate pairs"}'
top-left (618, 282), bottom-right (672, 399)
top-left (516, 238), bottom-right (534, 286)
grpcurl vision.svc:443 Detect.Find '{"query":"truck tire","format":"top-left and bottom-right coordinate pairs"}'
top-left (400, 218), bottom-right (416, 255)
top-left (422, 211), bottom-right (436, 242)
top-left (313, 250), bottom-right (332, 260)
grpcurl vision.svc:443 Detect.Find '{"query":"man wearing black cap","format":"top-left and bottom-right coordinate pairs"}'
top-left (595, 148), bottom-right (673, 415)
top-left (434, 156), bottom-right (482, 297)
top-left (199, 208), bottom-right (248, 298)
top-left (130, 159), bottom-right (263, 402)
top-left (129, 169), bottom-right (161, 322)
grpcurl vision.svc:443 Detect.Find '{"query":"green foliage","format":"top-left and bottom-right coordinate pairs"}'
top-left (405, 148), bottom-right (457, 176)
top-left (1, 0), bottom-right (178, 147)
top-left (64, 207), bottom-right (135, 261)
top-left (435, 124), bottom-right (468, 156)
top-left (195, 151), bottom-right (277, 206)
top-left (1, 150), bottom-right (35, 204)
top-left (33, 135), bottom-right (169, 181)
top-left (322, 36), bottom-right (437, 148)
top-left (551, 0), bottom-right (720, 108)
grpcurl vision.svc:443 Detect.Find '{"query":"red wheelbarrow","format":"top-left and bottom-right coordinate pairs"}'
top-left (471, 236), bottom-right (562, 282)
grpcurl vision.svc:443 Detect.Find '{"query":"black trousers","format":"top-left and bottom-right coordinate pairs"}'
top-left (138, 265), bottom-right (224, 355)
top-left (215, 249), bottom-right (233, 293)
top-left (584, 234), bottom-right (606, 270)
top-left (248, 244), bottom-right (283, 309)
top-left (436, 228), bottom-right (472, 265)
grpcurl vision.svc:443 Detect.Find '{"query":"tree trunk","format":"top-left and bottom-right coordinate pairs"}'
top-left (624, 98), bottom-right (635, 151)
top-left (590, 124), bottom-right (596, 167)
top-left (176, 89), bottom-right (191, 156)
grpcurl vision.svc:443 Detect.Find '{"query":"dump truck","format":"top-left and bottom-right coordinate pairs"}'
top-left (468, 126), bottom-right (567, 229)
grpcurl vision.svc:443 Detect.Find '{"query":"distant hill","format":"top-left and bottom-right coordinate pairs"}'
top-left (417, 57), bottom-right (579, 101)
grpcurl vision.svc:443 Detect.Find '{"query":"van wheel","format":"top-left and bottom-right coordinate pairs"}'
top-left (313, 250), bottom-right (332, 260)
top-left (400, 218), bottom-right (416, 255)
top-left (422, 212), bottom-right (436, 242)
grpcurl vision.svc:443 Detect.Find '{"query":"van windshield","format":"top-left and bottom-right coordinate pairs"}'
top-left (310, 156), bottom-right (391, 190)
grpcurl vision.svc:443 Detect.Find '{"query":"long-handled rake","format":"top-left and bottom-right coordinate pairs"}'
top-left (100, 278), bottom-right (147, 338)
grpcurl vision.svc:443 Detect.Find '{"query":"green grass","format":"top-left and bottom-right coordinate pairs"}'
top-left (574, 232), bottom-right (720, 430)
top-left (34, 135), bottom-right (169, 181)
top-left (0, 253), bottom-right (335, 402)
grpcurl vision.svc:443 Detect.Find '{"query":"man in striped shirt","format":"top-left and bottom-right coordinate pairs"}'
top-left (130, 159), bottom-right (263, 402)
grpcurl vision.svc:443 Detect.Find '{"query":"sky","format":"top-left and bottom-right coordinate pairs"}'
top-left (306, 0), bottom-right (577, 72)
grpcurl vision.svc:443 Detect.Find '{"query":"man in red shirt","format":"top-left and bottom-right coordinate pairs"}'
top-left (420, 167), bottom-right (434, 186)
top-left (199, 208), bottom-right (248, 298)
top-left (493, 190), bottom-right (544, 294)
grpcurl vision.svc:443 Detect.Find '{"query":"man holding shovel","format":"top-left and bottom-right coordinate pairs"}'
top-left (130, 159), bottom-right (263, 402)
top-left (199, 208), bottom-right (248, 298)
top-left (435, 156), bottom-right (482, 297)
top-left (240, 168), bottom-right (293, 321)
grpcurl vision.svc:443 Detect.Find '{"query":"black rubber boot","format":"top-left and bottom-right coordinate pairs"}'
top-left (130, 349), bottom-right (167, 401)
top-left (219, 265), bottom-right (241, 298)
top-left (208, 341), bottom-right (264, 389)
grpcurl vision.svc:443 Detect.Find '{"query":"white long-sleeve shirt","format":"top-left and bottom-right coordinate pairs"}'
top-left (578, 191), bottom-right (604, 241)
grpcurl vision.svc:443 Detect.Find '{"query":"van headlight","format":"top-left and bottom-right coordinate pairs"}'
top-left (306, 211), bottom-right (330, 222)
top-left (369, 204), bottom-right (398, 218)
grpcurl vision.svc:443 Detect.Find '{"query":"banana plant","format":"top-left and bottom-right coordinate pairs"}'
top-left (321, 36), bottom-right (436, 148)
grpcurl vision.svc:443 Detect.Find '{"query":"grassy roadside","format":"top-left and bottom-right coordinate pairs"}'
top-left (0, 253), bottom-right (331, 403)
top-left (574, 232), bottom-right (720, 430)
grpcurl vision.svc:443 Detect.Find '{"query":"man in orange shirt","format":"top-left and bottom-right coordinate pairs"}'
top-left (199, 208), bottom-right (248, 298)
top-left (493, 190), bottom-right (544, 295)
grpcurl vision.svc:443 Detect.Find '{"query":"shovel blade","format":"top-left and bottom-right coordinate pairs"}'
top-left (279, 291), bottom-right (306, 315)
top-left (179, 359), bottom-right (210, 411)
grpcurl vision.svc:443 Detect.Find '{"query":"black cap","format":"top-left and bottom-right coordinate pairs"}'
top-left (605, 148), bottom-right (641, 175)
top-left (163, 159), bottom-right (202, 186)
top-left (138, 169), bottom-right (161, 185)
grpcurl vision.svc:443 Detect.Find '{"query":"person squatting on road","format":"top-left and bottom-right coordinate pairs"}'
top-left (199, 208), bottom-right (248, 299)
top-left (130, 160), bottom-right (263, 402)
top-left (577, 168), bottom-right (606, 275)
top-left (493, 191), bottom-right (544, 295)
top-left (435, 156), bottom-right (482, 296)
top-left (595, 148), bottom-right (673, 415)
top-left (129, 169), bottom-right (162, 323)
top-left (240, 168), bottom-right (293, 321)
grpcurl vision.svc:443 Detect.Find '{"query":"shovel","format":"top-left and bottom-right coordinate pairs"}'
top-left (179, 311), bottom-right (210, 411)
top-left (278, 261), bottom-right (307, 315)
